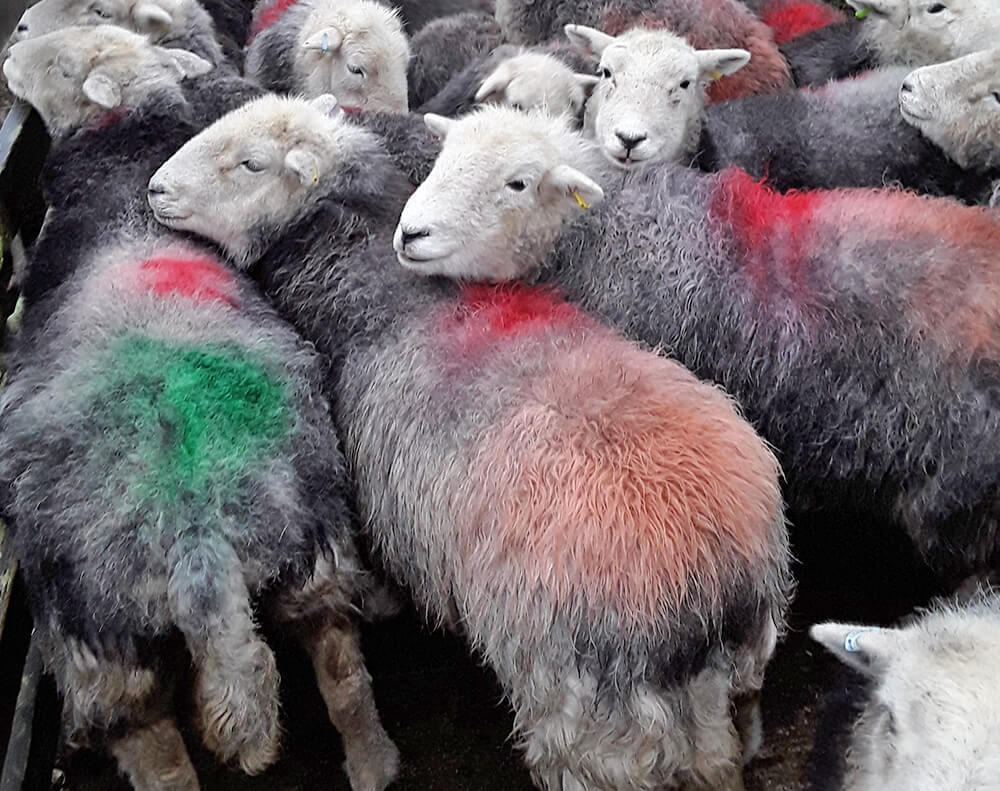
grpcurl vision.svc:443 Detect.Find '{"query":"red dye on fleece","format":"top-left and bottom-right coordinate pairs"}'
top-left (708, 169), bottom-right (822, 300)
top-left (249, 0), bottom-right (299, 41)
top-left (761, 0), bottom-right (844, 44)
top-left (138, 255), bottom-right (239, 307)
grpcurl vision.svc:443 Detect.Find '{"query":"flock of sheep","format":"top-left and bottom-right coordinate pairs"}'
top-left (0, 0), bottom-right (998, 788)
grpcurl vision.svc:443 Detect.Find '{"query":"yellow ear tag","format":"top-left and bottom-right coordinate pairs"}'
top-left (711, 69), bottom-right (723, 80)
top-left (573, 190), bottom-right (590, 210)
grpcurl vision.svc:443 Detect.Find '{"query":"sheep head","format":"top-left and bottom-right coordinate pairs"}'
top-left (2, 25), bottom-right (211, 134)
top-left (565, 25), bottom-right (749, 169)
top-left (811, 598), bottom-right (1000, 790)
top-left (394, 106), bottom-right (603, 282)
top-left (474, 51), bottom-right (598, 120)
top-left (899, 48), bottom-right (1000, 171)
top-left (11, 0), bottom-right (190, 44)
top-left (849, 0), bottom-right (1000, 66)
top-left (294, 0), bottom-right (410, 112)
top-left (148, 94), bottom-right (378, 265)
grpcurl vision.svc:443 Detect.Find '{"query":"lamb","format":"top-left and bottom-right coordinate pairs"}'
top-left (393, 105), bottom-right (1000, 586)
top-left (567, 25), bottom-right (1000, 202)
top-left (9, 0), bottom-right (231, 67)
top-left (419, 44), bottom-right (598, 121)
top-left (246, 0), bottom-right (410, 111)
top-left (780, 0), bottom-right (1000, 86)
top-left (495, 0), bottom-right (793, 102)
top-left (149, 93), bottom-right (792, 791)
top-left (405, 10), bottom-right (503, 110)
top-left (809, 595), bottom-right (1000, 789)
top-left (2, 28), bottom-right (398, 790)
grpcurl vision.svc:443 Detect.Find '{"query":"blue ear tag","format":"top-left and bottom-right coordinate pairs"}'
top-left (321, 32), bottom-right (329, 54)
top-left (844, 628), bottom-right (875, 652)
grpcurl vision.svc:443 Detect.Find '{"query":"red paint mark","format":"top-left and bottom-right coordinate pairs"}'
top-left (761, 0), bottom-right (845, 44)
top-left (340, 105), bottom-right (363, 115)
top-left (137, 255), bottom-right (239, 307)
top-left (92, 106), bottom-right (127, 129)
top-left (249, 0), bottom-right (299, 41)
top-left (708, 169), bottom-right (821, 299)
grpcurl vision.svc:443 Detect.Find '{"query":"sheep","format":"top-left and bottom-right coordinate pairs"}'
top-left (246, 0), bottom-right (410, 111)
top-left (405, 10), bottom-right (503, 110)
top-left (8, 0), bottom-right (231, 68)
top-left (899, 48), bottom-right (1000, 176)
top-left (393, 105), bottom-right (1000, 586)
top-left (809, 594), bottom-right (1000, 790)
top-left (149, 93), bottom-right (793, 791)
top-left (564, 24), bottom-right (751, 170)
top-left (419, 44), bottom-right (598, 121)
top-left (390, 0), bottom-right (494, 34)
top-left (739, 0), bottom-right (845, 45)
top-left (780, 0), bottom-right (1000, 86)
top-left (495, 0), bottom-right (793, 102)
top-left (562, 26), bottom-right (999, 202)
top-left (1, 25), bottom-right (399, 791)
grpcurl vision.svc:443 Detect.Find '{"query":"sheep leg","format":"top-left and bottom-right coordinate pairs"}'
top-left (683, 670), bottom-right (745, 791)
top-left (733, 691), bottom-right (763, 765)
top-left (110, 719), bottom-right (200, 791)
top-left (300, 618), bottom-right (400, 791)
top-left (166, 536), bottom-right (281, 775)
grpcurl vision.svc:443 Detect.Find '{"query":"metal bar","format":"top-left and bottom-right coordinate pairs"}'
top-left (0, 632), bottom-right (42, 791)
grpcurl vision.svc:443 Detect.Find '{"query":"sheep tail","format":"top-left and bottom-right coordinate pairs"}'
top-left (166, 531), bottom-right (281, 775)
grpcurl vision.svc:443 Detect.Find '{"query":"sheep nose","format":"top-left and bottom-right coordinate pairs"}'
top-left (399, 227), bottom-right (430, 247)
top-left (16, 22), bottom-right (28, 33)
top-left (900, 80), bottom-right (913, 93)
top-left (147, 179), bottom-right (171, 198)
top-left (616, 131), bottom-right (647, 153)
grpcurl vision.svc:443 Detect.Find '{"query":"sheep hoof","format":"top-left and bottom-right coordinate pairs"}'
top-left (343, 735), bottom-right (400, 791)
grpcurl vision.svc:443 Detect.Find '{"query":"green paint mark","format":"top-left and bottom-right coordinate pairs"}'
top-left (92, 336), bottom-right (292, 505)
top-left (855, 7), bottom-right (870, 18)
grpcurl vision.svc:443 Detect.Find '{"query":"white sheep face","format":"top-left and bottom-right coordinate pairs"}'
top-left (394, 107), bottom-right (604, 282)
top-left (294, 0), bottom-right (410, 112)
top-left (2, 25), bottom-right (211, 134)
top-left (849, 0), bottom-right (1000, 65)
top-left (475, 52), bottom-right (599, 120)
top-left (899, 48), bottom-right (1000, 171)
top-left (11, 0), bottom-right (188, 44)
top-left (148, 94), bottom-right (374, 264)
top-left (565, 25), bottom-right (749, 169)
top-left (812, 600), bottom-right (1000, 791)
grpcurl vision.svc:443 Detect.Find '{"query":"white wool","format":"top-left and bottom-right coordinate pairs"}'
top-left (12, 0), bottom-right (202, 48)
top-left (475, 51), bottom-right (598, 119)
top-left (565, 25), bottom-right (749, 168)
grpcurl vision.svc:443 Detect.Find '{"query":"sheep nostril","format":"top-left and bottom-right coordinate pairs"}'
top-left (900, 80), bottom-right (914, 94)
top-left (615, 131), bottom-right (647, 153)
top-left (16, 23), bottom-right (28, 33)
top-left (400, 228), bottom-right (430, 247)
top-left (147, 180), bottom-right (169, 198)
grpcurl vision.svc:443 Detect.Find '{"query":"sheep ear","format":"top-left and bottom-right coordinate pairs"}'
top-left (423, 113), bottom-right (454, 139)
top-left (475, 62), bottom-right (513, 103)
top-left (564, 24), bottom-right (616, 56)
top-left (310, 93), bottom-right (343, 117)
top-left (159, 47), bottom-right (213, 79)
top-left (82, 71), bottom-right (122, 109)
top-left (284, 148), bottom-right (320, 186)
top-left (541, 163), bottom-right (604, 211)
top-left (809, 623), bottom-right (902, 678)
top-left (302, 26), bottom-right (344, 54)
top-left (133, 2), bottom-right (174, 32)
top-left (696, 49), bottom-right (751, 80)
top-left (575, 73), bottom-right (600, 96)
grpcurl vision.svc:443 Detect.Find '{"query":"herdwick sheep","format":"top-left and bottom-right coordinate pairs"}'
top-left (496, 0), bottom-right (793, 102)
top-left (406, 10), bottom-right (502, 109)
top-left (390, 0), bottom-right (494, 34)
top-left (739, 0), bottom-right (845, 44)
top-left (394, 105), bottom-right (1000, 586)
top-left (8, 0), bottom-right (232, 67)
top-left (809, 594), bottom-right (1000, 790)
top-left (564, 24), bottom-right (751, 170)
top-left (419, 44), bottom-right (598, 121)
top-left (564, 26), bottom-right (999, 202)
top-left (2, 26), bottom-right (399, 791)
top-left (246, 0), bottom-right (410, 112)
top-left (149, 93), bottom-right (792, 791)
top-left (781, 0), bottom-right (1000, 86)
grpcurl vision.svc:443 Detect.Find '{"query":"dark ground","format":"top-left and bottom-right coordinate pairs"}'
top-left (58, 500), bottom-right (942, 791)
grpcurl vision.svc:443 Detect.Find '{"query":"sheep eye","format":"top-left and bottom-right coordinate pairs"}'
top-left (679, 79), bottom-right (690, 90)
top-left (89, 4), bottom-right (112, 17)
top-left (993, 91), bottom-right (1000, 105)
top-left (506, 179), bottom-right (527, 192)
top-left (511, 102), bottom-right (524, 111)
top-left (600, 67), bottom-right (612, 79)
top-left (927, 2), bottom-right (946, 12)
top-left (347, 63), bottom-right (365, 78)
top-left (240, 159), bottom-right (265, 173)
